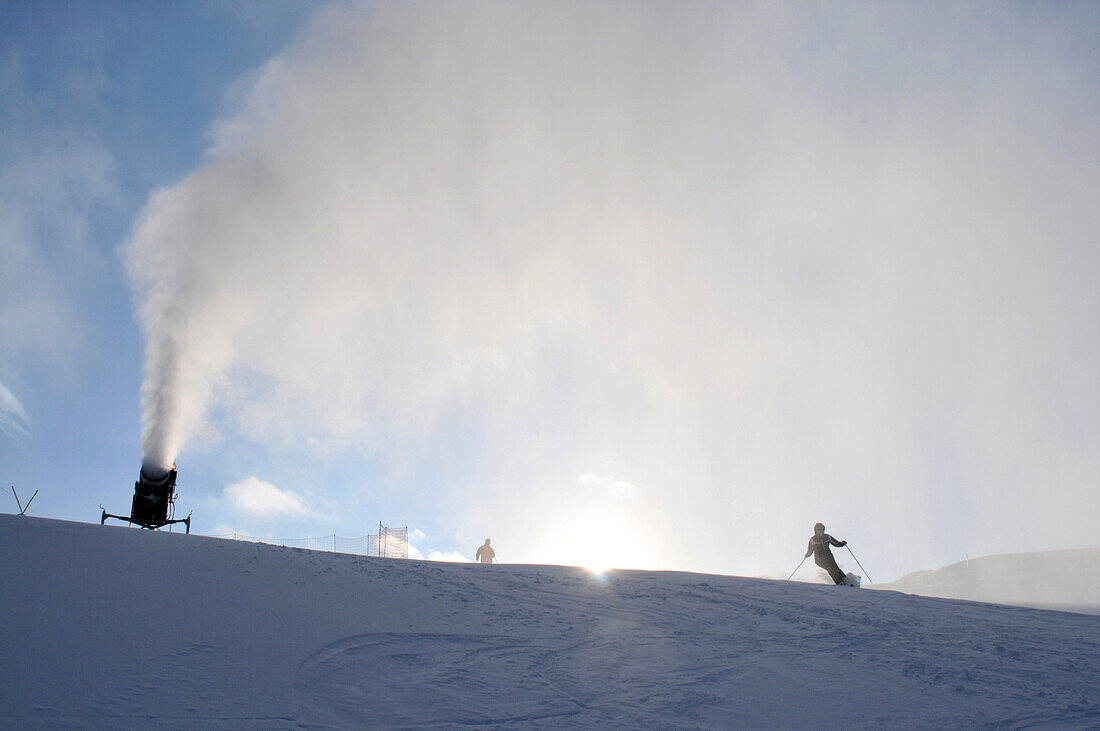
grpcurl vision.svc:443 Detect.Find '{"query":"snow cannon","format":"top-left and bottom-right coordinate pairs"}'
top-left (100, 463), bottom-right (191, 533)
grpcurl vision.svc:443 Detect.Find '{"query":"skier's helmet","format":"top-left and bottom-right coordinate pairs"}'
top-left (814, 522), bottom-right (825, 534)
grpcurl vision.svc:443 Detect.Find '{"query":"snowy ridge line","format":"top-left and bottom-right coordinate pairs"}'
top-left (209, 528), bottom-right (408, 558)
top-left (874, 546), bottom-right (1100, 614)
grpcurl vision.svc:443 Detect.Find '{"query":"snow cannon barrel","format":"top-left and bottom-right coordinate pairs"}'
top-left (130, 464), bottom-right (178, 525)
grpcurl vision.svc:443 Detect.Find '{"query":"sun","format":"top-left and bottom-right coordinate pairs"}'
top-left (542, 514), bottom-right (649, 573)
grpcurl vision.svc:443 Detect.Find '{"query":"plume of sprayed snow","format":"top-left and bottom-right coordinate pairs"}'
top-left (125, 1), bottom-right (1100, 577)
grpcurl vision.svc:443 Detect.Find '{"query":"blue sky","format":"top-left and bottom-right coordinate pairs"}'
top-left (1, 0), bottom-right (492, 561)
top-left (3, 2), bottom-right (1099, 580)
top-left (0, 1), bottom-right (335, 530)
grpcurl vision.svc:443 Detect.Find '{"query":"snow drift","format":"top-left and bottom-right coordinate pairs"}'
top-left (2, 513), bottom-right (1098, 728)
top-left (875, 547), bottom-right (1100, 615)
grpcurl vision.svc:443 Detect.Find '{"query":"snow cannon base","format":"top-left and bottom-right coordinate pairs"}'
top-left (101, 466), bottom-right (191, 533)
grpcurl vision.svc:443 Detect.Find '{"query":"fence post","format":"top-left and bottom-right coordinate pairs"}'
top-left (333, 534), bottom-right (337, 552)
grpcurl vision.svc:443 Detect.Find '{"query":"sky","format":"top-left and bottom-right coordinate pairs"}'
top-left (2, 1), bottom-right (1098, 582)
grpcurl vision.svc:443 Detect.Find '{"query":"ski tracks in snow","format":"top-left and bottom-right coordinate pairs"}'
top-left (291, 565), bottom-right (1100, 728)
top-left (5, 517), bottom-right (1096, 729)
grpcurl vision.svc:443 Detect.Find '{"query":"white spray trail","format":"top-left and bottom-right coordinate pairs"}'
top-left (123, 1), bottom-right (1100, 576)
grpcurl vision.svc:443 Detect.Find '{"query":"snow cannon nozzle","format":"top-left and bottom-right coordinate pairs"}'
top-left (139, 460), bottom-right (172, 484)
top-left (100, 462), bottom-right (189, 533)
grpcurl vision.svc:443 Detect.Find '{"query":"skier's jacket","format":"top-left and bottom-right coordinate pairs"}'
top-left (476, 544), bottom-right (495, 563)
top-left (805, 533), bottom-right (846, 560)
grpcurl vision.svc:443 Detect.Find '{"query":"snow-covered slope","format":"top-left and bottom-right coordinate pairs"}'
top-left (875, 548), bottom-right (1100, 615)
top-left (2, 514), bottom-right (1098, 728)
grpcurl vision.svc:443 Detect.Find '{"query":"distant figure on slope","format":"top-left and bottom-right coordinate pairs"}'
top-left (805, 523), bottom-right (848, 584)
top-left (476, 539), bottom-right (495, 564)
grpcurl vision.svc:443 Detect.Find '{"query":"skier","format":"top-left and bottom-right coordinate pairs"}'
top-left (805, 523), bottom-right (848, 585)
top-left (475, 538), bottom-right (495, 564)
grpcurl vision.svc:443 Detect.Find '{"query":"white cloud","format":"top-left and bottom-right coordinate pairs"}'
top-left (427, 551), bottom-right (470, 563)
top-left (0, 50), bottom-right (118, 382)
top-left (408, 529), bottom-right (467, 563)
top-left (578, 472), bottom-right (637, 498)
top-left (0, 380), bottom-right (29, 439)
top-left (224, 476), bottom-right (310, 517)
top-left (611, 481), bottom-right (637, 498)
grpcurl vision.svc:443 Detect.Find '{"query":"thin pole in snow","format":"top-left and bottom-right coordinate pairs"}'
top-left (846, 545), bottom-right (872, 583)
top-left (786, 555), bottom-right (808, 581)
top-left (11, 486), bottom-right (37, 516)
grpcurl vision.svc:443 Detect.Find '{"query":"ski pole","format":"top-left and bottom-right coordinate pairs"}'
top-left (786, 556), bottom-right (808, 581)
top-left (846, 545), bottom-right (872, 583)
